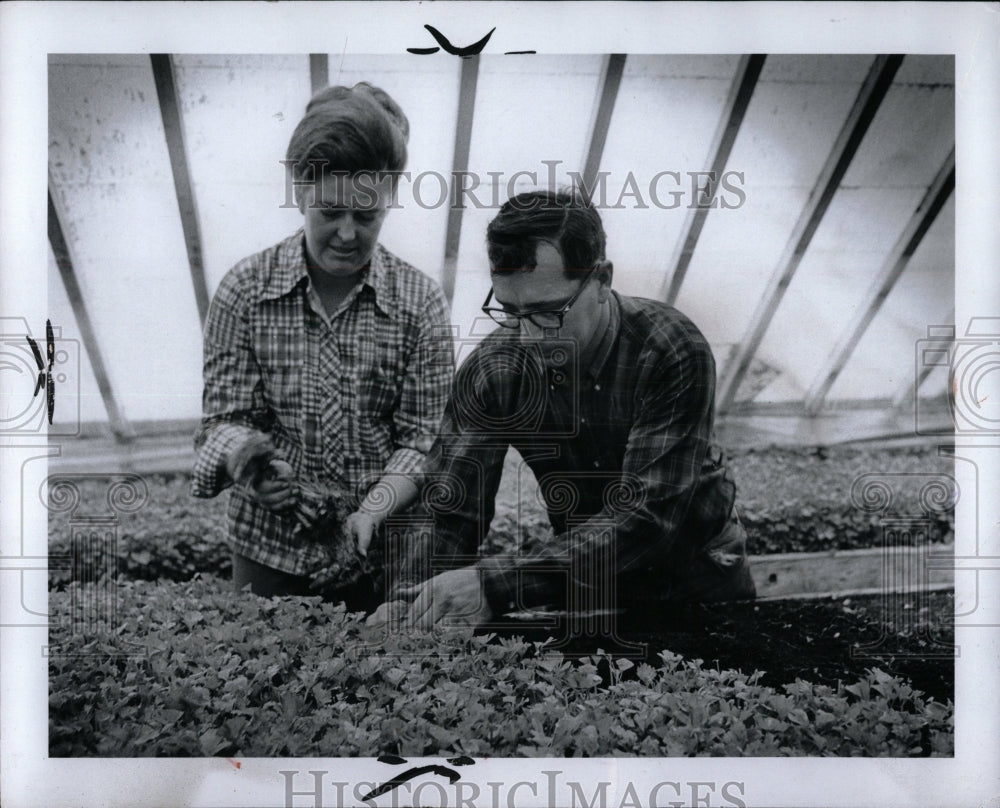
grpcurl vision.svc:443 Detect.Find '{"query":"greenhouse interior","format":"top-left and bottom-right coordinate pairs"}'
top-left (34, 52), bottom-right (973, 759)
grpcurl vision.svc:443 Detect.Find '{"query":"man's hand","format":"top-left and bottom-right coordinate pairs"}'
top-left (397, 567), bottom-right (492, 630)
top-left (364, 599), bottom-right (410, 629)
top-left (344, 509), bottom-right (381, 557)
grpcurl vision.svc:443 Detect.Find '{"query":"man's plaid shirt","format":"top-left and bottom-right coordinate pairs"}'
top-left (191, 230), bottom-right (454, 576)
top-left (420, 291), bottom-right (739, 614)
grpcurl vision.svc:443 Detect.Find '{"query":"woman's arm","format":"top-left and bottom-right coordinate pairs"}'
top-left (191, 266), bottom-right (278, 501)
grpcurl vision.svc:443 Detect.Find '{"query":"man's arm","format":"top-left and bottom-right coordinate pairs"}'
top-left (414, 345), bottom-right (512, 574)
top-left (367, 349), bottom-right (509, 625)
top-left (191, 268), bottom-right (275, 499)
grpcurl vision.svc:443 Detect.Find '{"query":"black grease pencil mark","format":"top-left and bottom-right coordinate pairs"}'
top-left (25, 319), bottom-right (55, 424)
top-left (424, 24), bottom-right (495, 57)
top-left (408, 24), bottom-right (531, 58)
top-left (361, 765), bottom-right (463, 802)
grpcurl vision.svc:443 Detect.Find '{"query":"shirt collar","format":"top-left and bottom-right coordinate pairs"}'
top-left (586, 291), bottom-right (620, 381)
top-left (364, 245), bottom-right (394, 317)
top-left (260, 230), bottom-right (395, 318)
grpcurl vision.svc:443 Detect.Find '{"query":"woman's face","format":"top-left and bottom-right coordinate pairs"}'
top-left (299, 172), bottom-right (392, 276)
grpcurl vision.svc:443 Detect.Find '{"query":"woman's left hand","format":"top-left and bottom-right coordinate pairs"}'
top-left (344, 509), bottom-right (381, 557)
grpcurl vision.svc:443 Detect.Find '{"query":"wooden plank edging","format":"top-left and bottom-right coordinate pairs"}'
top-left (750, 543), bottom-right (954, 599)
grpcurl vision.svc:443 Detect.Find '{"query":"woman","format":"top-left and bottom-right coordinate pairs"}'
top-left (191, 82), bottom-right (454, 608)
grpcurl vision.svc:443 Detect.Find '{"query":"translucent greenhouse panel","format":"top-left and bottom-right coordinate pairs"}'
top-left (451, 55), bottom-right (604, 359)
top-left (749, 64), bottom-right (954, 406)
top-left (598, 55), bottom-right (740, 303)
top-left (827, 194), bottom-right (954, 403)
top-left (748, 186), bottom-right (937, 404)
top-left (49, 55), bottom-right (205, 424)
top-left (838, 60), bottom-right (954, 188)
top-left (674, 55), bottom-right (876, 350)
top-left (293, 54), bottom-right (460, 285)
top-left (451, 202), bottom-right (512, 365)
top-left (673, 186), bottom-right (819, 353)
top-left (170, 55), bottom-right (307, 295)
top-left (172, 54), bottom-right (460, 295)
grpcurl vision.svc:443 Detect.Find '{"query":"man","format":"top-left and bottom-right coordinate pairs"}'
top-left (191, 83), bottom-right (454, 604)
top-left (396, 189), bottom-right (755, 629)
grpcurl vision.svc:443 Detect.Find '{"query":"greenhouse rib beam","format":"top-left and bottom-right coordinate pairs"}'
top-left (440, 55), bottom-right (480, 305)
top-left (48, 187), bottom-right (136, 443)
top-left (716, 54), bottom-right (904, 415)
top-left (892, 309), bottom-right (955, 413)
top-left (662, 54), bottom-right (766, 306)
top-left (309, 54), bottom-right (329, 95)
top-left (805, 149), bottom-right (955, 416)
top-left (579, 54), bottom-right (627, 201)
top-left (150, 54), bottom-right (211, 327)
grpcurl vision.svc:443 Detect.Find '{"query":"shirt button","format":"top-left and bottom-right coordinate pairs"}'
top-left (593, 460), bottom-right (600, 468)
top-left (594, 383), bottom-right (601, 391)
top-left (580, 417), bottom-right (586, 424)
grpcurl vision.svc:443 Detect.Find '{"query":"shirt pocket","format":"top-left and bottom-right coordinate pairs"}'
top-left (259, 362), bottom-right (302, 416)
top-left (254, 324), bottom-right (304, 416)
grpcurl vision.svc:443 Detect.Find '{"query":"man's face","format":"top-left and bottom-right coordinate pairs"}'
top-left (490, 241), bottom-right (610, 367)
top-left (299, 173), bottom-right (391, 276)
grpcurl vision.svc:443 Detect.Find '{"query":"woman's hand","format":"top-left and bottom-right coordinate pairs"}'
top-left (253, 459), bottom-right (295, 512)
top-left (344, 509), bottom-right (382, 557)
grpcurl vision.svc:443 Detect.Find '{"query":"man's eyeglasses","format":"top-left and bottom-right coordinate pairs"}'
top-left (482, 266), bottom-right (598, 331)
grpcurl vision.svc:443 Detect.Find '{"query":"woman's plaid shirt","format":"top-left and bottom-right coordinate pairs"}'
top-left (191, 231), bottom-right (454, 576)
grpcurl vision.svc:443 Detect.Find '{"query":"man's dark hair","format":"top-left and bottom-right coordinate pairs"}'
top-left (486, 190), bottom-right (607, 278)
top-left (285, 82), bottom-right (409, 186)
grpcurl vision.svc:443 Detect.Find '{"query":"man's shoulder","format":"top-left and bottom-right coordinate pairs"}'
top-left (616, 292), bottom-right (713, 361)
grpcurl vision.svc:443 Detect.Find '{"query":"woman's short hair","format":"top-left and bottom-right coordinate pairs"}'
top-left (486, 190), bottom-right (607, 278)
top-left (285, 82), bottom-right (409, 184)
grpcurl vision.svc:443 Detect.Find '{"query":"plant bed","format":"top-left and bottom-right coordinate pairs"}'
top-left (490, 589), bottom-right (955, 705)
top-left (49, 577), bottom-right (953, 758)
top-left (48, 473), bottom-right (232, 588)
top-left (48, 444), bottom-right (954, 587)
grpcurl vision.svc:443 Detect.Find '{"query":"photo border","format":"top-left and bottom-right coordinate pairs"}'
top-left (2, 2), bottom-right (999, 807)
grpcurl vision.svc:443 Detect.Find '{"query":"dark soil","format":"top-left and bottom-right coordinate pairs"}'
top-left (483, 589), bottom-right (955, 704)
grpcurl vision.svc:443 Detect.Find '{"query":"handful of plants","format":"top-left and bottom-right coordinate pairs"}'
top-left (228, 434), bottom-right (383, 595)
top-left (296, 482), bottom-right (384, 597)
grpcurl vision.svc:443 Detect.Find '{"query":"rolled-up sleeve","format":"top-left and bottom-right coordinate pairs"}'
top-left (191, 269), bottom-right (270, 499)
top-left (383, 283), bottom-right (455, 477)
